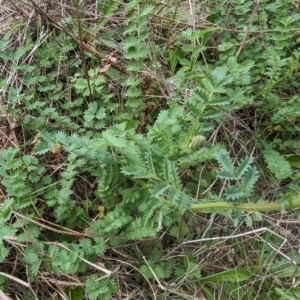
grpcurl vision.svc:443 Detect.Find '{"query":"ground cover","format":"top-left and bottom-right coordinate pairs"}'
top-left (1, 0), bottom-right (300, 299)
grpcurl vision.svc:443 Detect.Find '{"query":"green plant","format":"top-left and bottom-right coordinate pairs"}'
top-left (1, 0), bottom-right (300, 299)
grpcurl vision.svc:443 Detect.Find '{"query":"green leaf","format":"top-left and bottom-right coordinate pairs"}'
top-left (125, 45), bottom-right (148, 59)
top-left (0, 51), bottom-right (14, 60)
top-left (181, 28), bottom-right (193, 40)
top-left (139, 5), bottom-right (155, 17)
top-left (192, 88), bottom-right (209, 103)
top-left (144, 151), bottom-right (156, 176)
top-left (286, 155), bottom-right (300, 168)
top-left (92, 238), bottom-right (107, 255)
top-left (245, 215), bottom-right (253, 227)
top-left (72, 78), bottom-right (87, 91)
top-left (212, 66), bottom-right (227, 83)
top-left (240, 167), bottom-right (259, 195)
top-left (215, 151), bottom-right (234, 173)
top-left (235, 157), bottom-right (253, 179)
top-left (167, 189), bottom-right (181, 203)
top-left (0, 198), bottom-right (14, 220)
top-left (151, 183), bottom-right (170, 198)
top-left (125, 87), bottom-right (143, 98)
top-left (140, 264), bottom-right (153, 279)
top-left (102, 130), bottom-right (127, 148)
top-left (126, 218), bottom-right (157, 238)
top-left (125, 0), bottom-right (141, 12)
top-left (65, 286), bottom-right (85, 300)
top-left (23, 74), bottom-right (47, 85)
top-left (79, 238), bottom-right (94, 255)
top-left (225, 186), bottom-right (246, 202)
top-left (86, 275), bottom-right (117, 300)
top-left (23, 245), bottom-right (39, 264)
top-left (103, 212), bottom-right (130, 233)
top-left (200, 268), bottom-right (252, 282)
top-left (274, 287), bottom-right (298, 300)
top-left (0, 32), bottom-right (11, 48)
top-left (217, 170), bottom-right (237, 180)
top-left (0, 244), bottom-right (10, 262)
top-left (263, 148), bottom-right (292, 179)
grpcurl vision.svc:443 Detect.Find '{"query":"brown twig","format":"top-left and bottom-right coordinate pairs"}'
top-left (236, 0), bottom-right (260, 58)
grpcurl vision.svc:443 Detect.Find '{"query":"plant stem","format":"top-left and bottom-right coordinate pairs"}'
top-left (155, 194), bottom-right (300, 212)
top-left (137, 180), bottom-right (300, 213)
top-left (191, 196), bottom-right (300, 212)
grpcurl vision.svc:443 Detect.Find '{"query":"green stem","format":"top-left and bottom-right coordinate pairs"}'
top-left (191, 196), bottom-right (300, 212)
top-left (156, 194), bottom-right (300, 212)
top-left (137, 179), bottom-right (300, 213)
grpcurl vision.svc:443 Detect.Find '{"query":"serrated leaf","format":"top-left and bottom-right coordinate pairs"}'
top-left (96, 108), bottom-right (106, 120)
top-left (217, 170), bottom-right (236, 180)
top-left (30, 259), bottom-right (42, 277)
top-left (170, 163), bottom-right (181, 189)
top-left (236, 157), bottom-right (254, 179)
top-left (87, 68), bottom-right (99, 78)
top-left (212, 67), bottom-right (227, 83)
top-left (193, 88), bottom-right (209, 103)
top-left (252, 211), bottom-right (263, 221)
top-left (55, 131), bottom-right (69, 145)
top-left (240, 59), bottom-right (255, 71)
top-left (144, 151), bottom-right (156, 175)
top-left (140, 265), bottom-right (153, 279)
top-left (126, 218), bottom-right (157, 238)
top-left (73, 78), bottom-right (87, 91)
top-left (202, 110), bottom-right (223, 119)
top-left (210, 98), bottom-right (230, 106)
top-left (102, 130), bottom-right (127, 148)
top-left (153, 265), bottom-right (166, 279)
top-left (227, 87), bottom-right (245, 103)
top-left (23, 245), bottom-right (39, 264)
top-left (127, 227), bottom-right (157, 239)
top-left (92, 238), bottom-right (106, 255)
top-left (79, 238), bottom-right (93, 255)
top-left (245, 215), bottom-right (253, 227)
top-left (151, 183), bottom-right (170, 198)
top-left (140, 5), bottom-right (154, 17)
top-left (167, 189), bottom-right (181, 204)
top-left (103, 213), bottom-right (129, 233)
top-left (125, 86), bottom-right (143, 97)
top-left (215, 151), bottom-right (234, 173)
top-left (241, 167), bottom-right (259, 195)
top-left (0, 198), bottom-right (14, 220)
top-left (181, 28), bottom-right (193, 40)
top-left (125, 0), bottom-right (140, 12)
top-left (263, 148), bottom-right (292, 179)
top-left (0, 245), bottom-right (10, 262)
top-left (225, 186), bottom-right (245, 202)
top-left (125, 45), bottom-right (148, 59)
top-left (203, 80), bottom-right (227, 93)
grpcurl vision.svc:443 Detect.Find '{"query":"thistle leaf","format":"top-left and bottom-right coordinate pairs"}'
top-left (236, 157), bottom-right (254, 179)
top-left (215, 151), bottom-right (235, 174)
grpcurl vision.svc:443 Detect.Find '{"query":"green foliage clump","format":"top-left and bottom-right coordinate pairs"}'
top-left (1, 0), bottom-right (300, 299)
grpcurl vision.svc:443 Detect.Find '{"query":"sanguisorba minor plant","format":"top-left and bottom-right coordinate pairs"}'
top-left (1, 0), bottom-right (300, 299)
